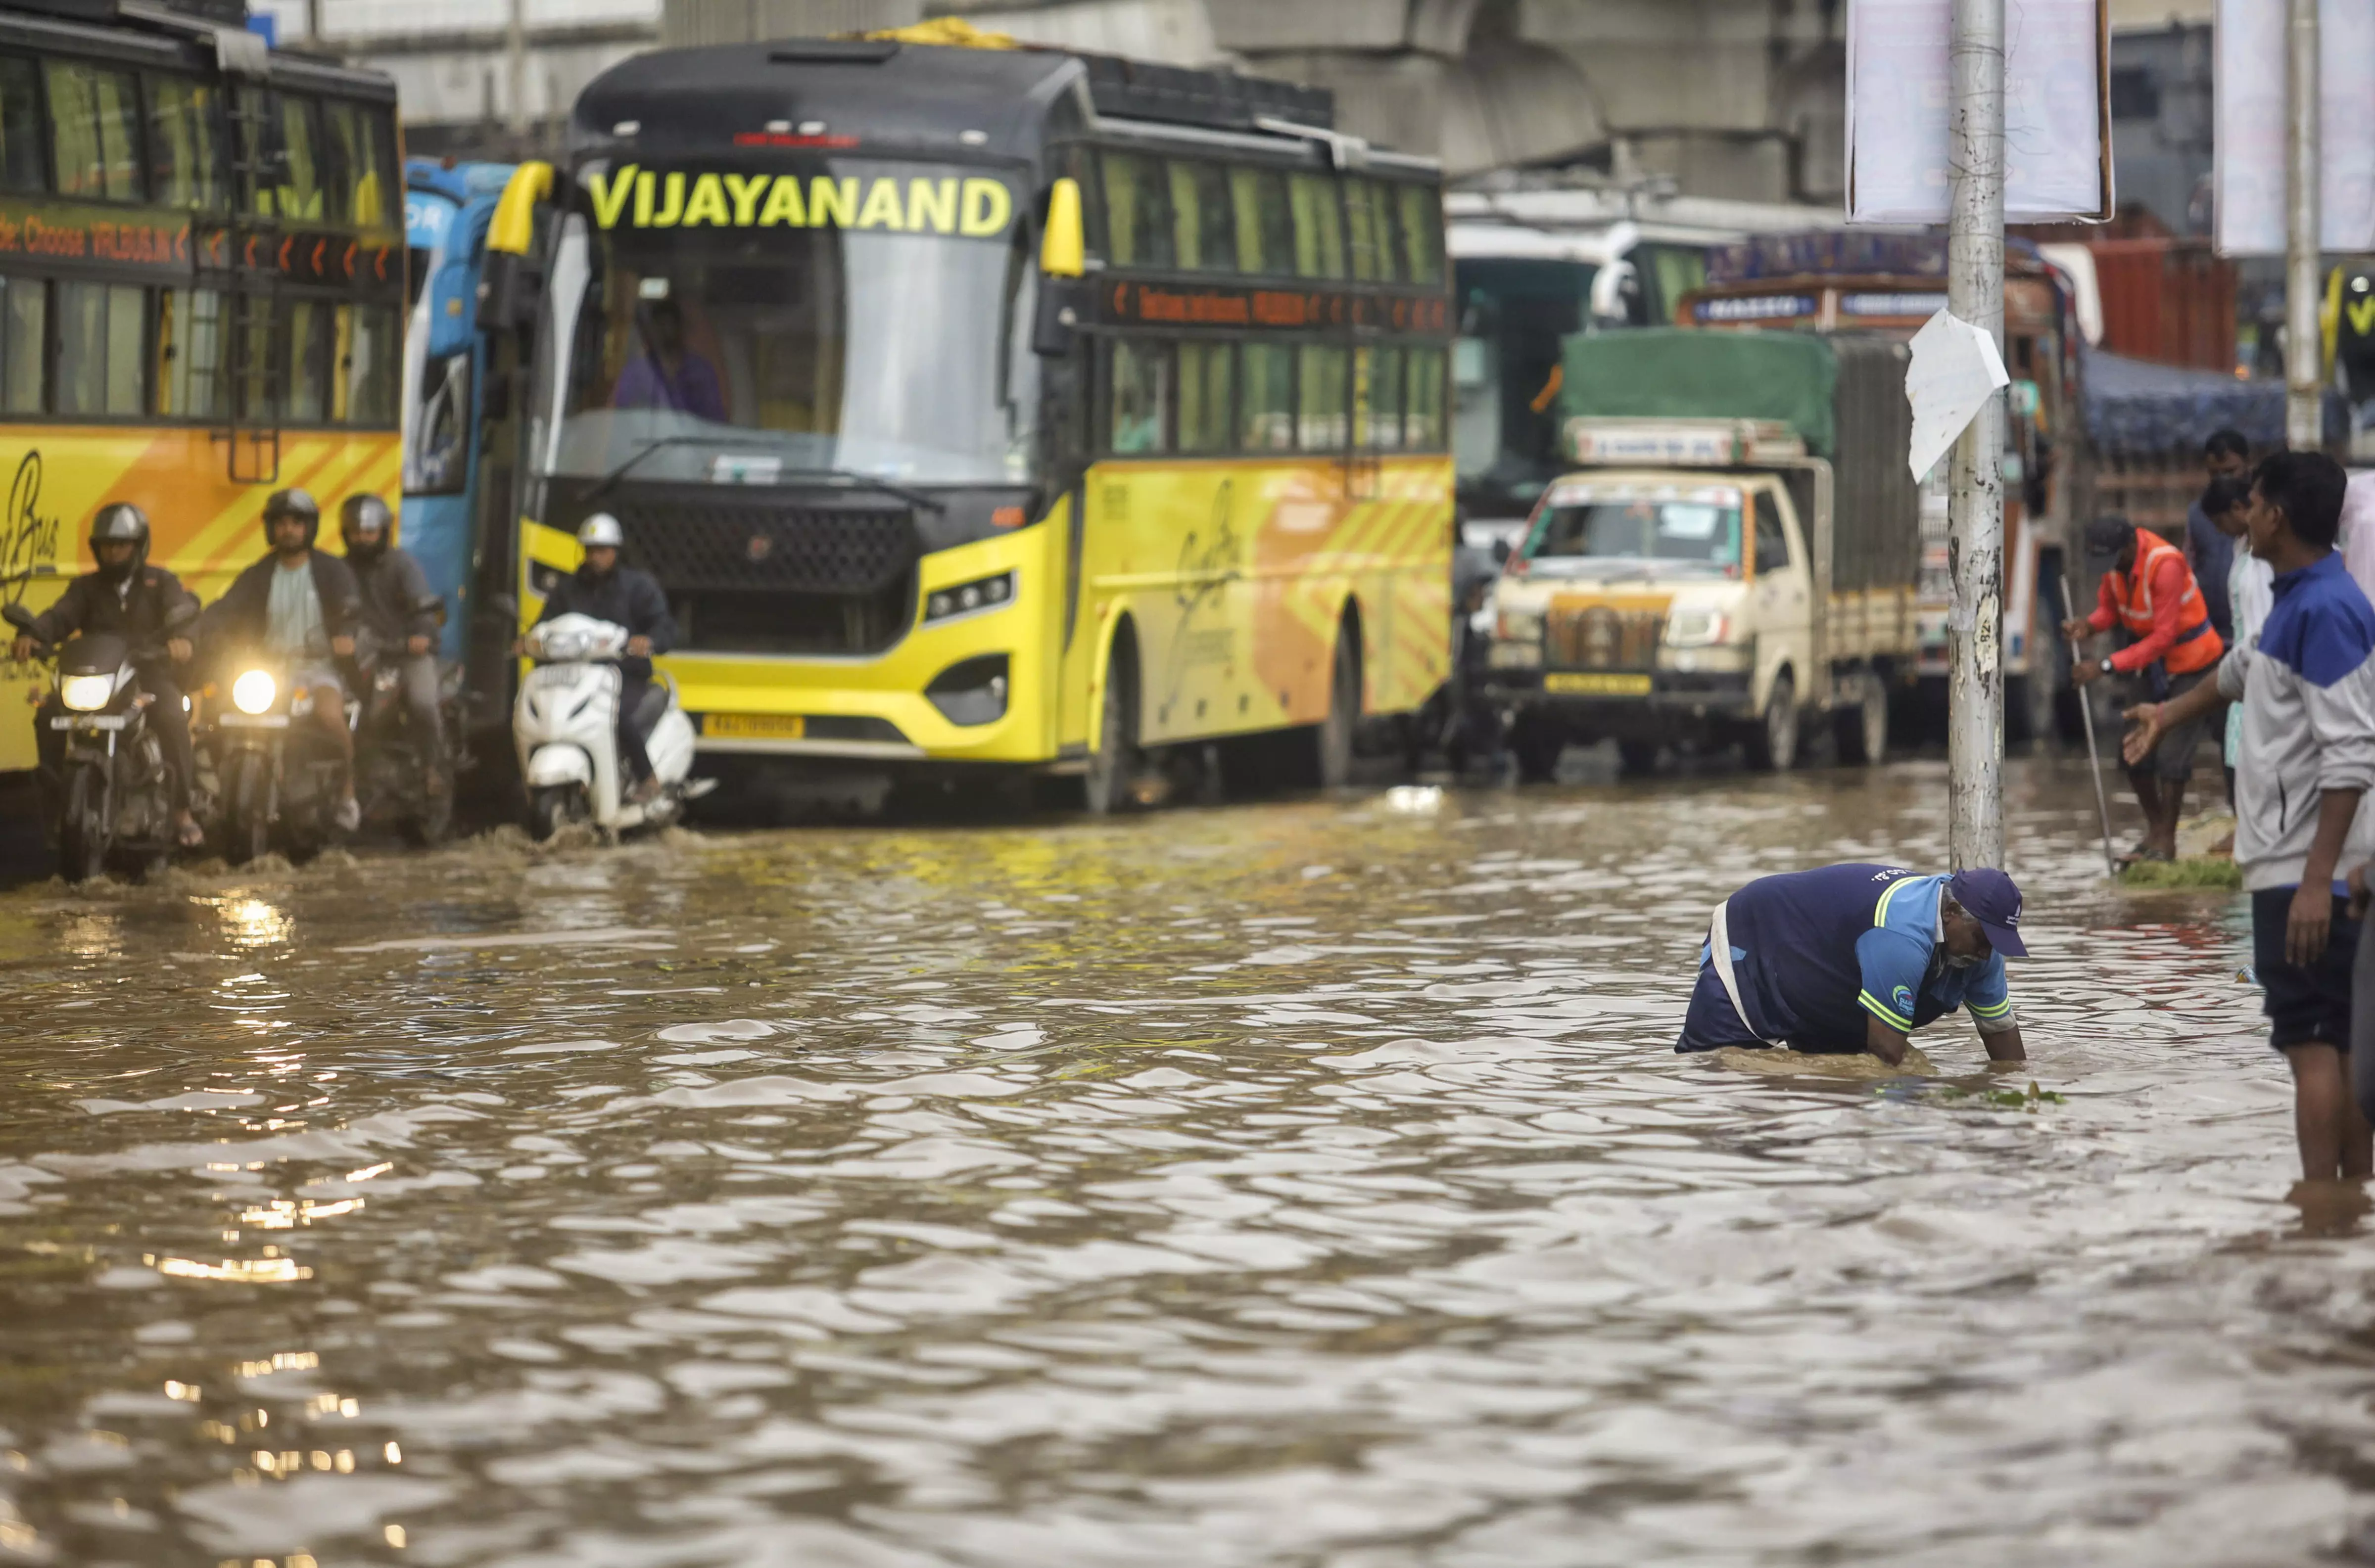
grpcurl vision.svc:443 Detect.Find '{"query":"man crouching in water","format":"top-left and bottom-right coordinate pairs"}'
top-left (1678, 863), bottom-right (2029, 1064)
top-left (202, 489), bottom-right (365, 830)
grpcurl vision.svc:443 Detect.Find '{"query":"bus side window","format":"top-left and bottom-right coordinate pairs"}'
top-left (285, 299), bottom-right (334, 423)
top-left (1396, 184), bottom-right (1442, 286)
top-left (320, 98), bottom-right (395, 230)
top-left (1297, 344), bottom-right (1346, 450)
top-left (1289, 173), bottom-right (1343, 279)
top-left (146, 77), bottom-right (224, 211)
top-left (1230, 168), bottom-right (1290, 276)
top-left (1348, 182), bottom-right (1397, 284)
top-left (45, 60), bottom-right (142, 203)
top-left (1178, 341), bottom-right (1232, 453)
top-left (154, 287), bottom-right (225, 418)
top-left (0, 275), bottom-right (44, 413)
top-left (55, 280), bottom-right (144, 416)
top-left (1240, 342), bottom-right (1293, 451)
top-left (1358, 345), bottom-right (1403, 449)
top-left (1107, 338), bottom-right (1171, 455)
top-left (242, 89), bottom-right (324, 222)
top-left (1169, 160), bottom-right (1233, 274)
top-left (1100, 151), bottom-right (1173, 270)
top-left (1404, 345), bottom-right (1445, 449)
top-left (0, 58), bottom-right (48, 193)
top-left (344, 303), bottom-right (397, 426)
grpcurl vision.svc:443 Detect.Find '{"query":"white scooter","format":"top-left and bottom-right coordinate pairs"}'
top-left (514, 613), bottom-right (711, 839)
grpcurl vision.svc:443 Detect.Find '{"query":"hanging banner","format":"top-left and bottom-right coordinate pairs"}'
top-left (2213, 0), bottom-right (2375, 257)
top-left (1846, 0), bottom-right (2113, 225)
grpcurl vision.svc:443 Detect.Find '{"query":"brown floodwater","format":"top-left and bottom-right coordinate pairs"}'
top-left (0, 756), bottom-right (2366, 1567)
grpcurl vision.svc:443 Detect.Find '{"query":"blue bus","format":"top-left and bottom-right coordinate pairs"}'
top-left (401, 158), bottom-right (516, 727)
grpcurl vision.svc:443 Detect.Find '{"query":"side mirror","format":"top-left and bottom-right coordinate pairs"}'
top-left (1492, 539), bottom-right (1512, 566)
top-left (1032, 277), bottom-right (1082, 358)
top-left (1, 603), bottom-right (33, 632)
top-left (1033, 176), bottom-right (1087, 358)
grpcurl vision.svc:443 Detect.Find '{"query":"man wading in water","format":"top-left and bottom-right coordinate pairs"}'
top-left (1677, 864), bottom-right (2029, 1066)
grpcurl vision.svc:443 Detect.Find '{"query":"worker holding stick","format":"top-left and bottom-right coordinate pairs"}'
top-left (2064, 514), bottom-right (2227, 862)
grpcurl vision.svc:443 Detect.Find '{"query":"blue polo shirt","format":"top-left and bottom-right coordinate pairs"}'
top-left (1684, 863), bottom-right (2012, 1051)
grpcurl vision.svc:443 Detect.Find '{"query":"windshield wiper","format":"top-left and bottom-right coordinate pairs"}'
top-left (580, 442), bottom-right (947, 514)
top-left (582, 434), bottom-right (763, 503)
top-left (770, 468), bottom-right (947, 515)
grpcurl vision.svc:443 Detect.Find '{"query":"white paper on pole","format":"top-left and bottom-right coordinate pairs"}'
top-left (1846, 0), bottom-right (2109, 225)
top-left (2213, 0), bottom-right (2375, 257)
top-left (1906, 309), bottom-right (2012, 480)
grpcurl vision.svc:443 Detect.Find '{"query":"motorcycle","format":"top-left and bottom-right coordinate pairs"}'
top-left (514, 612), bottom-right (709, 839)
top-left (353, 597), bottom-right (462, 846)
top-left (3, 600), bottom-right (195, 883)
top-left (204, 654), bottom-right (354, 867)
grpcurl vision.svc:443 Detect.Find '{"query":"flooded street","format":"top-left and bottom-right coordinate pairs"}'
top-left (1, 756), bottom-right (2368, 1567)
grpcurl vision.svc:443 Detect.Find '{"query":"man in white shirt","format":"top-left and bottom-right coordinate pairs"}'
top-left (2205, 475), bottom-right (2274, 804)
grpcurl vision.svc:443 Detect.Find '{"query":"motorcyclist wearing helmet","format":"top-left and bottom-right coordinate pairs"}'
top-left (200, 488), bottom-right (365, 830)
top-left (9, 504), bottom-right (204, 848)
top-left (529, 513), bottom-right (678, 801)
top-left (338, 494), bottom-right (448, 793)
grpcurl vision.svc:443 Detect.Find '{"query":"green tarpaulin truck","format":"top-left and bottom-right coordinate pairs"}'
top-left (1477, 329), bottom-right (1923, 776)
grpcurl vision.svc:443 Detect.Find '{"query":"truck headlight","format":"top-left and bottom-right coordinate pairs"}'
top-left (925, 571), bottom-right (1015, 624)
top-left (1664, 609), bottom-right (1731, 648)
top-left (58, 674), bottom-right (114, 712)
top-left (232, 669), bottom-right (277, 715)
top-left (1495, 609), bottom-right (1543, 642)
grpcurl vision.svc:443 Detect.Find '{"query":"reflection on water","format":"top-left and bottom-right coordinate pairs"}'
top-left (0, 758), bottom-right (2365, 1566)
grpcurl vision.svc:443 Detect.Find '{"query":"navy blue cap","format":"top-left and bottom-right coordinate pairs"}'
top-left (1947, 868), bottom-right (2027, 958)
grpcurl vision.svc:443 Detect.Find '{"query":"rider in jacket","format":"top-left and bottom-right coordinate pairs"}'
top-left (531, 513), bottom-right (678, 801)
top-left (10, 504), bottom-right (204, 848)
top-left (339, 494), bottom-right (447, 792)
top-left (201, 489), bottom-right (366, 830)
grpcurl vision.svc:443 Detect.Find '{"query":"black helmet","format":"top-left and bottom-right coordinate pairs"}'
top-left (263, 488), bottom-right (320, 551)
top-left (89, 503), bottom-right (149, 584)
top-left (339, 493), bottom-right (393, 565)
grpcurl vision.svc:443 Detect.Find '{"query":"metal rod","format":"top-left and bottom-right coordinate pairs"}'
top-left (1947, 0), bottom-right (2007, 870)
top-left (507, 0), bottom-right (529, 138)
top-left (2054, 565), bottom-right (2119, 876)
top-left (2286, 0), bottom-right (2323, 450)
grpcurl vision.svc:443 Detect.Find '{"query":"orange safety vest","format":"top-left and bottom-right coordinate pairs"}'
top-left (2107, 527), bottom-right (2224, 675)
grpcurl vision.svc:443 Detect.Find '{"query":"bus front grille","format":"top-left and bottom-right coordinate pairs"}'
top-left (611, 502), bottom-right (920, 656)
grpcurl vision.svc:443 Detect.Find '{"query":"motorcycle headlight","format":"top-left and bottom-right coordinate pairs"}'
top-left (232, 669), bottom-right (277, 715)
top-left (538, 630), bottom-right (588, 662)
top-left (58, 673), bottom-right (113, 712)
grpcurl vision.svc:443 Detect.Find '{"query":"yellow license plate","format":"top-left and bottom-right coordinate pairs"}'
top-left (1545, 672), bottom-right (1653, 696)
top-left (704, 712), bottom-right (807, 740)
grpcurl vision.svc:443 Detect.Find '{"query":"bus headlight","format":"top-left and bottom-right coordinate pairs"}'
top-left (58, 674), bottom-right (114, 712)
top-left (232, 669), bottom-right (278, 715)
top-left (925, 571), bottom-right (1015, 624)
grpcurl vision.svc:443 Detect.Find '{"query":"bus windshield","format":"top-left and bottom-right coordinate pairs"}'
top-left (1524, 487), bottom-right (1743, 574)
top-left (540, 162), bottom-right (1037, 489)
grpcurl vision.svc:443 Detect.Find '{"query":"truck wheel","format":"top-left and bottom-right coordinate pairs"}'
top-left (1616, 739), bottom-right (1659, 777)
top-left (1510, 714), bottom-right (1564, 783)
top-left (1746, 672), bottom-right (1800, 772)
top-left (59, 765), bottom-right (107, 884)
top-left (1834, 673), bottom-right (1888, 766)
top-left (1084, 639), bottom-right (1141, 815)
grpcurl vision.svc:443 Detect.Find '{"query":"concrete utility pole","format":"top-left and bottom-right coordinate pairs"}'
top-left (1946, 0), bottom-right (2006, 870)
top-left (507, 0), bottom-right (530, 138)
top-left (2286, 0), bottom-right (2323, 450)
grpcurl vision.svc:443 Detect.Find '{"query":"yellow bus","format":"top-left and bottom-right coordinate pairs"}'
top-left (479, 31), bottom-right (1452, 810)
top-left (0, 0), bottom-right (404, 773)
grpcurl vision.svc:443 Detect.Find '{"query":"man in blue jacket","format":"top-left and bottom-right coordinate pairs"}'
top-left (1677, 863), bottom-right (2029, 1066)
top-left (2129, 452), bottom-right (2375, 1182)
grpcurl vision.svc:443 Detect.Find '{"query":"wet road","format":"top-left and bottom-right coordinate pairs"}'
top-left (0, 757), bottom-right (2365, 1567)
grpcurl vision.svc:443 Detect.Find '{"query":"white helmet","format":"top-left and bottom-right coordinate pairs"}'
top-left (577, 513), bottom-right (624, 550)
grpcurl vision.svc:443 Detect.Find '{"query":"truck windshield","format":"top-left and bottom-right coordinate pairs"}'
top-left (537, 161), bottom-right (1037, 488)
top-left (1525, 492), bottom-right (1743, 571)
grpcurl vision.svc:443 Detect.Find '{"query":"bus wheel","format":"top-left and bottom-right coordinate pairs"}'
top-left (1315, 626), bottom-right (1360, 788)
top-left (1085, 640), bottom-right (1140, 815)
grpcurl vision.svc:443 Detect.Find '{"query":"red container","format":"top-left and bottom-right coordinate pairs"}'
top-left (2088, 238), bottom-right (2238, 371)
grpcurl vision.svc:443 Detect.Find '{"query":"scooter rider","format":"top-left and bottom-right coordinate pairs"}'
top-left (339, 493), bottom-right (447, 793)
top-left (529, 514), bottom-right (677, 802)
top-left (9, 504), bottom-right (204, 849)
top-left (201, 489), bottom-right (366, 830)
